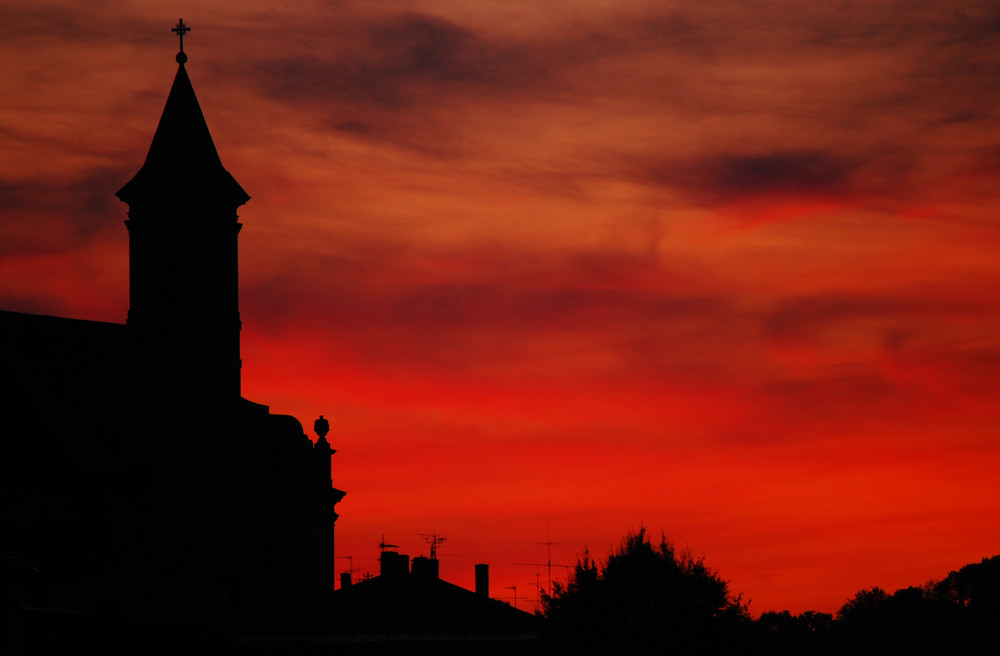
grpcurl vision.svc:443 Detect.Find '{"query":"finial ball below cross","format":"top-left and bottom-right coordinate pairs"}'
top-left (173, 19), bottom-right (190, 64)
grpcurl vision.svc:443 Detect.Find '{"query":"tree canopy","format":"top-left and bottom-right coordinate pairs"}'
top-left (541, 527), bottom-right (750, 656)
top-left (540, 530), bottom-right (1000, 656)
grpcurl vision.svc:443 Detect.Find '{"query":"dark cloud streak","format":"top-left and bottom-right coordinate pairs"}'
top-left (0, 167), bottom-right (131, 255)
top-left (627, 150), bottom-right (858, 203)
top-left (0, 2), bottom-right (164, 47)
top-left (249, 12), bottom-right (545, 108)
top-left (763, 293), bottom-right (1000, 342)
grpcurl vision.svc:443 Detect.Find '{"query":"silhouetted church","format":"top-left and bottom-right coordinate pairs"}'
top-left (1, 24), bottom-right (344, 646)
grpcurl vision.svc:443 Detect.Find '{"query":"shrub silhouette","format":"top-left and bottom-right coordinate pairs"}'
top-left (541, 527), bottom-right (749, 656)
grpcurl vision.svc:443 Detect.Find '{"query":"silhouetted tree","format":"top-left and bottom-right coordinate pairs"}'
top-left (541, 527), bottom-right (750, 656)
top-left (751, 556), bottom-right (1000, 656)
top-left (834, 581), bottom-right (990, 656)
top-left (932, 555), bottom-right (1000, 654)
top-left (837, 586), bottom-right (890, 624)
top-left (755, 609), bottom-right (834, 656)
top-left (935, 555), bottom-right (1000, 617)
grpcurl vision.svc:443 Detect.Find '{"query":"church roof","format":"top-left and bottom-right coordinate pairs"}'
top-left (116, 58), bottom-right (249, 208)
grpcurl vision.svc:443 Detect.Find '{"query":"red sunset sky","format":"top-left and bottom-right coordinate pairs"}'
top-left (3, 1), bottom-right (1000, 614)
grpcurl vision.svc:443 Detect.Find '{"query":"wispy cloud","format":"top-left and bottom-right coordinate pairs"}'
top-left (0, 167), bottom-right (132, 255)
top-left (5, 0), bottom-right (1000, 614)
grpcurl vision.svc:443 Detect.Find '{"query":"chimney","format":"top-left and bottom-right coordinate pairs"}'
top-left (340, 572), bottom-right (352, 589)
top-left (475, 564), bottom-right (489, 598)
top-left (411, 556), bottom-right (439, 580)
top-left (379, 551), bottom-right (409, 579)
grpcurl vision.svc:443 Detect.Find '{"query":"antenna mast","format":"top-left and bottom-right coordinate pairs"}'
top-left (417, 532), bottom-right (447, 559)
top-left (379, 535), bottom-right (399, 553)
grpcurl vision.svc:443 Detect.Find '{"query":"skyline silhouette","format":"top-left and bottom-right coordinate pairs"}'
top-left (1, 31), bottom-right (347, 647)
top-left (2, 3), bottom-right (1000, 615)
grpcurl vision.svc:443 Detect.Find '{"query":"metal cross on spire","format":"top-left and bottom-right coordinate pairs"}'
top-left (173, 19), bottom-right (190, 63)
top-left (173, 19), bottom-right (190, 51)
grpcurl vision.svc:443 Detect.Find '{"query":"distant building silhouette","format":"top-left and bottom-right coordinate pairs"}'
top-left (0, 33), bottom-right (345, 648)
top-left (1, 24), bottom-right (579, 656)
top-left (314, 551), bottom-right (574, 655)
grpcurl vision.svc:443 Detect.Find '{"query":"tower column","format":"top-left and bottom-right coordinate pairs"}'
top-left (117, 32), bottom-right (249, 398)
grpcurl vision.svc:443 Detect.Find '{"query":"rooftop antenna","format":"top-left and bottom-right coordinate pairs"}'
top-left (537, 539), bottom-right (563, 596)
top-left (513, 559), bottom-right (573, 598)
top-left (337, 555), bottom-right (359, 587)
top-left (508, 572), bottom-right (545, 611)
top-left (417, 532), bottom-right (447, 559)
top-left (505, 585), bottom-right (519, 609)
top-left (515, 516), bottom-right (569, 596)
top-left (337, 555), bottom-right (357, 574)
top-left (379, 535), bottom-right (398, 553)
top-left (505, 585), bottom-right (531, 610)
top-left (538, 511), bottom-right (566, 596)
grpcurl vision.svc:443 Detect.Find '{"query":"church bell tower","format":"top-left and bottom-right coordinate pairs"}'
top-left (117, 20), bottom-right (249, 397)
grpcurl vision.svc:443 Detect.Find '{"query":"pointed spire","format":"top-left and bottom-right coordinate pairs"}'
top-left (117, 25), bottom-right (248, 209)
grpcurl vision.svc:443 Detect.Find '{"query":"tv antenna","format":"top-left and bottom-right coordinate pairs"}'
top-left (504, 585), bottom-right (531, 610)
top-left (379, 535), bottom-right (399, 553)
top-left (337, 555), bottom-right (359, 587)
top-left (529, 571), bottom-right (542, 607)
top-left (505, 585), bottom-right (518, 609)
top-left (515, 522), bottom-right (570, 597)
top-left (514, 557), bottom-right (573, 598)
top-left (416, 532), bottom-right (447, 559)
